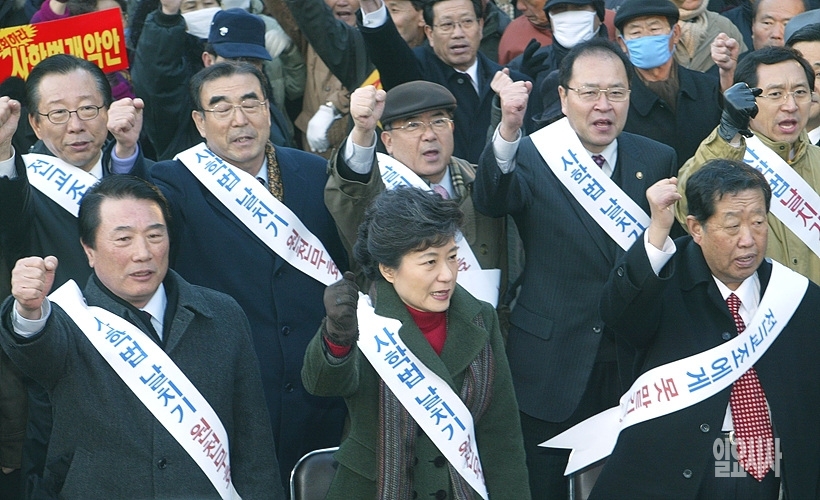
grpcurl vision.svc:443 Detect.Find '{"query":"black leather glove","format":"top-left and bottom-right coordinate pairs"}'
top-left (718, 83), bottom-right (762, 142)
top-left (518, 39), bottom-right (548, 80)
top-left (322, 271), bottom-right (359, 347)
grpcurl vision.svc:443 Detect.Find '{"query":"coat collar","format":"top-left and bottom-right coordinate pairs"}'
top-left (677, 236), bottom-right (773, 311)
top-left (83, 269), bottom-right (215, 353)
top-left (630, 63), bottom-right (700, 117)
top-left (372, 279), bottom-right (490, 387)
top-left (752, 129), bottom-right (810, 164)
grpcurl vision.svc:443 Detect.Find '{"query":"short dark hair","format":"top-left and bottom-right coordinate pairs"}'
top-left (558, 37), bottom-right (635, 90)
top-left (734, 45), bottom-right (815, 90)
top-left (79, 175), bottom-right (172, 249)
top-left (189, 61), bottom-right (270, 111)
top-left (422, 0), bottom-right (482, 27)
top-left (353, 187), bottom-right (464, 282)
top-left (26, 54), bottom-right (112, 119)
top-left (786, 22), bottom-right (820, 46)
top-left (686, 159), bottom-right (772, 225)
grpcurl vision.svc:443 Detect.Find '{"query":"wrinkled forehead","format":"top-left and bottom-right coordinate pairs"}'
top-left (199, 74), bottom-right (264, 104)
top-left (621, 15), bottom-right (673, 33)
top-left (432, 0), bottom-right (477, 20)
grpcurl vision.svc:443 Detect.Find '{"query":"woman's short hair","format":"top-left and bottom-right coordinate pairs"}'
top-left (354, 187), bottom-right (464, 282)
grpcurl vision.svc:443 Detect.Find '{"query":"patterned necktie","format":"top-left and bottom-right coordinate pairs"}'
top-left (726, 293), bottom-right (774, 481)
top-left (591, 154), bottom-right (606, 169)
top-left (432, 184), bottom-right (450, 200)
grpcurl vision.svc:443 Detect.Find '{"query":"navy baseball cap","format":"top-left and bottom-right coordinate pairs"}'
top-left (208, 8), bottom-right (272, 61)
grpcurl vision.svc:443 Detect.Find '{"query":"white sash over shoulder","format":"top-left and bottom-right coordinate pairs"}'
top-left (744, 135), bottom-right (820, 259)
top-left (529, 118), bottom-right (650, 251)
top-left (356, 293), bottom-right (488, 499)
top-left (541, 260), bottom-right (808, 475)
top-left (49, 281), bottom-right (242, 499)
top-left (23, 153), bottom-right (98, 217)
top-left (177, 144), bottom-right (340, 286)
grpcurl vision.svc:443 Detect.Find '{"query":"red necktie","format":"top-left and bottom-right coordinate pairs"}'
top-left (591, 154), bottom-right (606, 169)
top-left (727, 293), bottom-right (774, 481)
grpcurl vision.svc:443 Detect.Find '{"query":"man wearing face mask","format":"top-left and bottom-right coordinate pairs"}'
top-left (616, 0), bottom-right (722, 170)
top-left (497, 0), bottom-right (617, 65)
top-left (506, 0), bottom-right (611, 120)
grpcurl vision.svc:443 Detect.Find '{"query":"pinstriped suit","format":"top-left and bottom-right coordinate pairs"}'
top-left (473, 132), bottom-right (676, 424)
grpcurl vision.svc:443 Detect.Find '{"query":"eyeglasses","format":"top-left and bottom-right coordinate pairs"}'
top-left (387, 117), bottom-right (454, 135)
top-left (432, 18), bottom-right (478, 33)
top-left (201, 100), bottom-right (267, 119)
top-left (37, 105), bottom-right (105, 125)
top-left (756, 89), bottom-right (812, 104)
top-left (566, 86), bottom-right (631, 102)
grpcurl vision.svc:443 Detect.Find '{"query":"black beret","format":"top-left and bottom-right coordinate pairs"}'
top-left (381, 80), bottom-right (457, 126)
top-left (614, 0), bottom-right (679, 33)
top-left (543, 0), bottom-right (605, 22)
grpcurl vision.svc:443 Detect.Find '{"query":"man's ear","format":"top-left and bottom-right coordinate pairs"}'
top-left (687, 215), bottom-right (703, 245)
top-left (192, 110), bottom-right (207, 138)
top-left (81, 240), bottom-right (96, 268)
top-left (381, 130), bottom-right (393, 155)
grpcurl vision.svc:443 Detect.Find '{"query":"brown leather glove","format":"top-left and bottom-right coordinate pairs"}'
top-left (322, 271), bottom-right (359, 346)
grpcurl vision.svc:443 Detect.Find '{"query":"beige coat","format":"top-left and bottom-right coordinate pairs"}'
top-left (676, 127), bottom-right (820, 285)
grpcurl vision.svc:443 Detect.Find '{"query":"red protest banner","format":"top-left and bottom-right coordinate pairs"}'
top-left (0, 8), bottom-right (128, 81)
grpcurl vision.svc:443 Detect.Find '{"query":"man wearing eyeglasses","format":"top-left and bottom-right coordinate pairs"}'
top-left (0, 52), bottom-right (149, 498)
top-left (148, 61), bottom-right (349, 486)
top-left (325, 80), bottom-right (510, 311)
top-left (676, 45), bottom-right (820, 286)
top-left (358, 0), bottom-right (530, 163)
top-left (473, 38), bottom-right (677, 498)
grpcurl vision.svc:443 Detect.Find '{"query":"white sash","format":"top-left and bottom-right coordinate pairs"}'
top-left (376, 153), bottom-right (501, 306)
top-left (529, 118), bottom-right (650, 250)
top-left (743, 135), bottom-right (820, 259)
top-left (541, 260), bottom-right (808, 475)
top-left (356, 293), bottom-right (488, 499)
top-left (23, 154), bottom-right (99, 217)
top-left (176, 143), bottom-right (340, 286)
top-left (49, 281), bottom-right (241, 499)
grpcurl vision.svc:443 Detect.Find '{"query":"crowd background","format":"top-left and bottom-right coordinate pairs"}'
top-left (3, 0), bottom-right (820, 498)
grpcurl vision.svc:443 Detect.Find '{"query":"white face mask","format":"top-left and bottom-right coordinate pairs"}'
top-left (549, 10), bottom-right (597, 48)
top-left (182, 7), bottom-right (221, 39)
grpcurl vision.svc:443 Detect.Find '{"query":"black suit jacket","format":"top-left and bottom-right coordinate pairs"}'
top-left (591, 237), bottom-right (820, 499)
top-left (359, 15), bottom-right (529, 164)
top-left (472, 132), bottom-right (677, 422)
top-left (0, 139), bottom-right (150, 292)
top-left (624, 65), bottom-right (722, 170)
top-left (149, 146), bottom-right (349, 484)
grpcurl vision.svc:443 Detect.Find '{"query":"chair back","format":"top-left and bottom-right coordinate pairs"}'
top-left (568, 459), bottom-right (606, 500)
top-left (289, 447), bottom-right (340, 500)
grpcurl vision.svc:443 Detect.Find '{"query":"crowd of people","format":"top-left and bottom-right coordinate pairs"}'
top-left (2, 0), bottom-right (820, 498)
